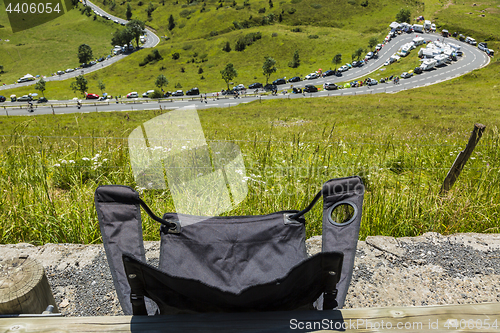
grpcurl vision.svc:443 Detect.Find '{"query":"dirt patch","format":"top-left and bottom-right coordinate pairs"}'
top-left (271, 119), bottom-right (311, 127)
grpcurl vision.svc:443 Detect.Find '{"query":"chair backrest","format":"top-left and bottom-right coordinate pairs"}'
top-left (94, 176), bottom-right (363, 314)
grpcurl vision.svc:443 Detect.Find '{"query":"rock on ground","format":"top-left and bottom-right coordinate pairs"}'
top-left (1, 232), bottom-right (499, 316)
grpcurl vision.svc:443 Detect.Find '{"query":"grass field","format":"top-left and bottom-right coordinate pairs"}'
top-left (1, 58), bottom-right (499, 245)
top-left (0, 4), bottom-right (119, 85)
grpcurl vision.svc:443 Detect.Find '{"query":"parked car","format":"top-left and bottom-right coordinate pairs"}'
top-left (65, 68), bottom-right (74, 73)
top-left (323, 70), bottom-right (335, 77)
top-left (37, 97), bottom-right (48, 103)
top-left (458, 34), bottom-right (465, 42)
top-left (303, 85), bottom-right (318, 93)
top-left (351, 61), bottom-right (363, 68)
top-left (305, 73), bottom-right (319, 80)
top-left (264, 84), bottom-right (277, 91)
top-left (273, 78), bottom-right (287, 85)
top-left (142, 90), bottom-right (155, 97)
top-left (401, 72), bottom-right (413, 79)
top-left (478, 42), bottom-right (488, 52)
top-left (365, 52), bottom-right (374, 59)
top-left (233, 84), bottom-right (246, 91)
top-left (288, 76), bottom-right (301, 83)
top-left (366, 78), bottom-right (378, 86)
top-left (249, 82), bottom-right (263, 89)
top-left (338, 65), bottom-right (349, 72)
top-left (127, 92), bottom-right (139, 98)
top-left (324, 83), bottom-right (338, 90)
top-left (465, 37), bottom-right (476, 45)
top-left (414, 67), bottom-right (423, 74)
top-left (186, 87), bottom-right (200, 95)
top-left (86, 93), bottom-right (99, 99)
top-left (172, 90), bottom-right (184, 96)
top-left (375, 44), bottom-right (383, 52)
top-left (17, 95), bottom-right (33, 101)
top-left (56, 70), bottom-right (65, 75)
top-left (430, 24), bottom-right (436, 32)
top-left (0, 96), bottom-right (6, 102)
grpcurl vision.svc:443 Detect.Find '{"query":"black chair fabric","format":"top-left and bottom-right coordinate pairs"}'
top-left (94, 176), bottom-right (363, 315)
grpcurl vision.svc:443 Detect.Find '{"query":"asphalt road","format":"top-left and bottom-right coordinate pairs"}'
top-left (0, 31), bottom-right (491, 116)
top-left (0, 0), bottom-right (160, 92)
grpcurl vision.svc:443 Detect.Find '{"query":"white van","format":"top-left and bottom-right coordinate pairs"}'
top-left (413, 37), bottom-right (425, 46)
top-left (465, 37), bottom-right (476, 45)
top-left (126, 92), bottom-right (139, 98)
top-left (413, 24), bottom-right (424, 33)
top-left (142, 90), bottom-right (155, 97)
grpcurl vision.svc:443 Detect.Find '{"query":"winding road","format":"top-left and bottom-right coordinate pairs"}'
top-left (0, 0), bottom-right (160, 92)
top-left (0, 12), bottom-right (491, 116)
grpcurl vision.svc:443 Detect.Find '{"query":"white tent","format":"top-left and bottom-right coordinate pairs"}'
top-left (389, 22), bottom-right (401, 30)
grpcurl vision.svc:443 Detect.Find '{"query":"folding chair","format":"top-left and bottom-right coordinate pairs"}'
top-left (94, 176), bottom-right (364, 315)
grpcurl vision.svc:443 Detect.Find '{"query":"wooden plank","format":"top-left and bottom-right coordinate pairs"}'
top-left (440, 123), bottom-right (486, 194)
top-left (0, 302), bottom-right (499, 332)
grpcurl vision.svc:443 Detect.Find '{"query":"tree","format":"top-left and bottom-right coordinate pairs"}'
top-left (126, 20), bottom-right (146, 48)
top-left (222, 41), bottom-right (231, 52)
top-left (77, 44), bottom-right (93, 64)
top-left (146, 2), bottom-right (155, 19)
top-left (355, 47), bottom-right (363, 60)
top-left (97, 80), bottom-right (106, 94)
top-left (269, 0), bottom-right (273, 8)
top-left (155, 74), bottom-right (168, 90)
top-left (368, 37), bottom-right (378, 50)
top-left (396, 8), bottom-right (411, 23)
top-left (111, 28), bottom-right (134, 47)
top-left (126, 3), bottom-right (132, 20)
top-left (332, 53), bottom-right (342, 70)
top-left (70, 75), bottom-right (88, 97)
top-left (262, 56), bottom-right (277, 85)
top-left (34, 78), bottom-right (46, 97)
top-left (288, 50), bottom-right (300, 68)
top-left (235, 38), bottom-right (246, 51)
top-left (0, 65), bottom-right (4, 73)
top-left (220, 63), bottom-right (237, 91)
top-left (168, 14), bottom-right (175, 30)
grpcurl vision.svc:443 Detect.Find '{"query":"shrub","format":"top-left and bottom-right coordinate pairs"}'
top-left (258, 7), bottom-right (266, 13)
top-left (272, 32), bottom-right (278, 37)
top-left (175, 83), bottom-right (182, 88)
top-left (291, 27), bottom-right (302, 32)
top-left (183, 44), bottom-right (193, 50)
top-left (150, 89), bottom-right (163, 98)
top-left (308, 34), bottom-right (319, 39)
top-left (310, 3), bottom-right (321, 9)
top-left (287, 7), bottom-right (296, 14)
top-left (172, 52), bottom-right (180, 60)
top-left (235, 39), bottom-right (246, 51)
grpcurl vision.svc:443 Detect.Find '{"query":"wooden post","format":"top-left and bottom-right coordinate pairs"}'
top-left (440, 123), bottom-right (486, 194)
top-left (0, 257), bottom-right (59, 315)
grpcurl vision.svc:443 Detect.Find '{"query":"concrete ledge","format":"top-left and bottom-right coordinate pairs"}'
top-left (1, 232), bottom-right (499, 316)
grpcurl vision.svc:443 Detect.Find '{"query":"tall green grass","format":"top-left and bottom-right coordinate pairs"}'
top-left (1, 60), bottom-right (500, 245)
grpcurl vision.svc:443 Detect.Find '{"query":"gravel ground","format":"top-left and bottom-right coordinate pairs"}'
top-left (2, 232), bottom-right (499, 316)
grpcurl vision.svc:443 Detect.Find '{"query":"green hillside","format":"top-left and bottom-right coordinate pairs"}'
top-left (0, 3), bottom-right (119, 85)
top-left (1, 0), bottom-right (498, 98)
